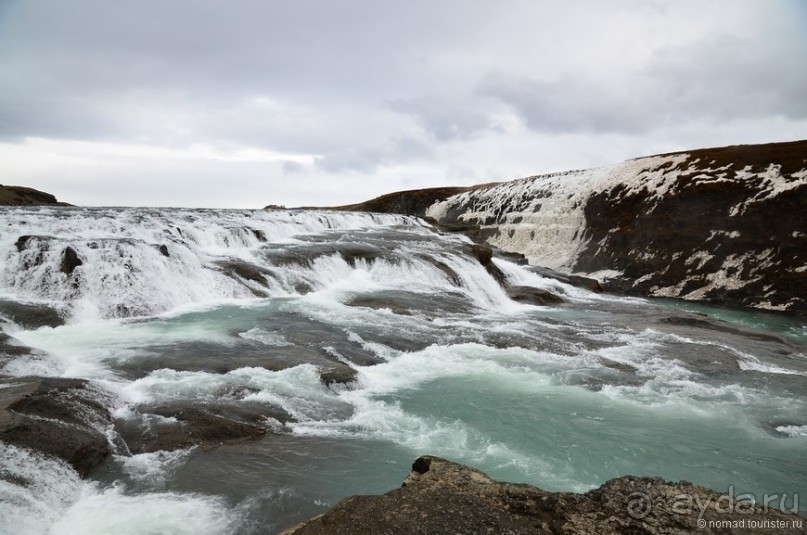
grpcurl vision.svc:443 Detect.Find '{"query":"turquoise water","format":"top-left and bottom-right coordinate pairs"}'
top-left (16, 294), bottom-right (802, 534)
top-left (652, 297), bottom-right (807, 343)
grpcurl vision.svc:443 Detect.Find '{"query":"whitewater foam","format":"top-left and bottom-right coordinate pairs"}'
top-left (0, 208), bottom-right (424, 322)
top-left (776, 425), bottom-right (807, 438)
top-left (49, 484), bottom-right (237, 535)
top-left (117, 448), bottom-right (196, 488)
top-left (238, 327), bottom-right (291, 346)
top-left (0, 443), bottom-right (236, 535)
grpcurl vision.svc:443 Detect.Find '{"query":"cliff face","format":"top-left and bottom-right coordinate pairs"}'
top-left (283, 456), bottom-right (804, 535)
top-left (572, 143), bottom-right (806, 312)
top-left (345, 141), bottom-right (806, 314)
top-left (0, 184), bottom-right (67, 206)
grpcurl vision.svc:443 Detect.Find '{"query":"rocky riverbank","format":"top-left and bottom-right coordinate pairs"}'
top-left (283, 455), bottom-right (805, 535)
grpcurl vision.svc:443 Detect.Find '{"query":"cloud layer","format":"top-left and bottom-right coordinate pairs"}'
top-left (1, 0), bottom-right (805, 207)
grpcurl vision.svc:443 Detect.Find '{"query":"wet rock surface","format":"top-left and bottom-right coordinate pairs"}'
top-left (0, 373), bottom-right (302, 473)
top-left (0, 332), bottom-right (33, 362)
top-left (465, 243), bottom-right (566, 305)
top-left (59, 246), bottom-right (83, 275)
top-left (112, 341), bottom-right (362, 386)
top-left (116, 402), bottom-right (284, 454)
top-left (344, 290), bottom-right (475, 318)
top-left (0, 376), bottom-right (113, 477)
top-left (0, 300), bottom-right (65, 329)
top-left (527, 265), bottom-right (602, 292)
top-left (506, 285), bottom-right (565, 306)
top-left (214, 259), bottom-right (273, 296)
top-left (283, 456), bottom-right (806, 535)
top-left (660, 315), bottom-right (787, 344)
top-left (468, 243), bottom-right (507, 286)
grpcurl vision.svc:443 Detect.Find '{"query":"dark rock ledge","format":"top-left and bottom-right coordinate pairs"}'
top-left (282, 456), bottom-right (805, 535)
top-left (467, 242), bottom-right (570, 306)
top-left (0, 376), bottom-right (114, 477)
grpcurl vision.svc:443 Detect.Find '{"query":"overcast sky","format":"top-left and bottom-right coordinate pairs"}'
top-left (1, 0), bottom-right (806, 208)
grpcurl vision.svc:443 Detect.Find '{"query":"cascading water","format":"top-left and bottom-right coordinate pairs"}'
top-left (1, 206), bottom-right (805, 535)
top-left (2, 207), bottom-right (431, 321)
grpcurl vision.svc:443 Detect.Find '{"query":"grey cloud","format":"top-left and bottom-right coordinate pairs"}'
top-left (643, 35), bottom-right (807, 121)
top-left (0, 0), bottom-right (492, 173)
top-left (281, 161), bottom-right (305, 174)
top-left (481, 33), bottom-right (807, 135)
top-left (1, 0), bottom-right (805, 208)
top-left (386, 96), bottom-right (501, 141)
top-left (445, 164), bottom-right (479, 184)
top-left (4, 1), bottom-right (802, 145)
top-left (0, 0), bottom-right (489, 142)
top-left (479, 74), bottom-right (650, 134)
top-left (315, 137), bottom-right (432, 174)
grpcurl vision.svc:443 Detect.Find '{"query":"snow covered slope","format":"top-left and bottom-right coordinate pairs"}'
top-left (423, 141), bottom-right (807, 313)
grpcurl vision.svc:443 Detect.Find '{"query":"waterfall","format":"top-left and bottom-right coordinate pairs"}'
top-left (1, 207), bottom-right (462, 322)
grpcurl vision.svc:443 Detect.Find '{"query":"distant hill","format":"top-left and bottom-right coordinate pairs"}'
top-left (0, 184), bottom-right (69, 206)
top-left (323, 140), bottom-right (807, 313)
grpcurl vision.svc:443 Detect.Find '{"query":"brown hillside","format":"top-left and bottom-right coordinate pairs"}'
top-left (0, 184), bottom-right (69, 206)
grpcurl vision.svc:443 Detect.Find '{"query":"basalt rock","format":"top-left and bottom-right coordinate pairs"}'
top-left (0, 376), bottom-right (113, 477)
top-left (528, 265), bottom-right (602, 292)
top-left (0, 332), bottom-right (33, 360)
top-left (116, 403), bottom-right (280, 454)
top-left (336, 243), bottom-right (384, 267)
top-left (214, 259), bottom-right (274, 297)
top-left (468, 243), bottom-right (507, 286)
top-left (344, 290), bottom-right (475, 318)
top-left (112, 342), bottom-right (361, 387)
top-left (15, 235), bottom-right (51, 269)
top-left (59, 246), bottom-right (83, 275)
top-left (466, 244), bottom-right (566, 305)
top-left (0, 300), bottom-right (65, 329)
top-left (215, 259), bottom-right (271, 285)
top-left (282, 456), bottom-right (805, 535)
top-left (14, 235), bottom-right (34, 252)
top-left (506, 285), bottom-right (565, 306)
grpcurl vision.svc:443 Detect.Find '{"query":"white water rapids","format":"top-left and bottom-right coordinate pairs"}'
top-left (0, 207), bottom-right (805, 534)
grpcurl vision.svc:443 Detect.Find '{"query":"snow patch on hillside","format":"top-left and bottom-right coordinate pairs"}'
top-left (730, 164), bottom-right (807, 216)
top-left (427, 154), bottom-right (689, 269)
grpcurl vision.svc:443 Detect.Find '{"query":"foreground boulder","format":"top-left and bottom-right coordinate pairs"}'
top-left (0, 376), bottom-right (113, 477)
top-left (283, 456), bottom-right (804, 535)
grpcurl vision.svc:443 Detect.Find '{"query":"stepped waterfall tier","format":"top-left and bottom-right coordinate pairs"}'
top-left (1, 206), bottom-right (806, 534)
